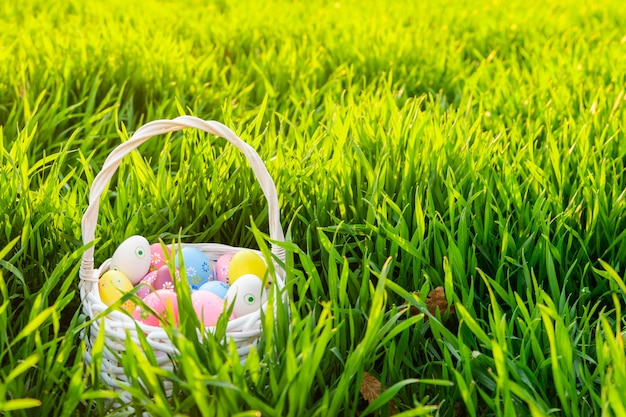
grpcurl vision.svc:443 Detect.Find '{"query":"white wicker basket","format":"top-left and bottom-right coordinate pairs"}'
top-left (79, 116), bottom-right (286, 399)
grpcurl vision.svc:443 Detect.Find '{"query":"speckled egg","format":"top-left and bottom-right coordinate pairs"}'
top-left (98, 270), bottom-right (135, 313)
top-left (198, 280), bottom-right (230, 299)
top-left (110, 235), bottom-right (151, 285)
top-left (215, 253), bottom-right (235, 283)
top-left (175, 247), bottom-right (215, 290)
top-left (191, 290), bottom-right (232, 327)
top-left (132, 289), bottom-right (179, 327)
top-left (228, 250), bottom-right (267, 285)
top-left (224, 273), bottom-right (267, 318)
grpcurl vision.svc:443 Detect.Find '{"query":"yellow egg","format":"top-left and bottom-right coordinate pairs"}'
top-left (98, 270), bottom-right (135, 313)
top-left (227, 250), bottom-right (267, 284)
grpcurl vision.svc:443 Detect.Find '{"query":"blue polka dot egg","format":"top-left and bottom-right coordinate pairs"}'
top-left (175, 247), bottom-right (215, 290)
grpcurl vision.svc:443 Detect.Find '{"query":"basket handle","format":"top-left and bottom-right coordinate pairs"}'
top-left (79, 116), bottom-right (285, 286)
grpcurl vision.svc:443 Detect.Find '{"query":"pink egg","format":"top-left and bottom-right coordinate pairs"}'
top-left (153, 265), bottom-right (177, 291)
top-left (135, 266), bottom-right (178, 299)
top-left (149, 243), bottom-right (171, 272)
top-left (215, 253), bottom-right (235, 283)
top-left (135, 270), bottom-right (157, 299)
top-left (132, 289), bottom-right (179, 327)
top-left (191, 290), bottom-right (232, 326)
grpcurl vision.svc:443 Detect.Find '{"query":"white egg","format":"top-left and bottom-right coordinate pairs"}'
top-left (110, 235), bottom-right (151, 285)
top-left (224, 274), bottom-right (267, 318)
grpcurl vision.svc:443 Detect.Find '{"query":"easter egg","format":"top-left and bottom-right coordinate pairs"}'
top-left (110, 235), bottom-right (151, 285)
top-left (153, 265), bottom-right (177, 291)
top-left (228, 250), bottom-right (267, 285)
top-left (149, 243), bottom-right (170, 272)
top-left (135, 271), bottom-right (157, 299)
top-left (215, 253), bottom-right (235, 283)
top-left (175, 247), bottom-right (214, 290)
top-left (224, 274), bottom-right (267, 318)
top-left (191, 290), bottom-right (232, 327)
top-left (98, 270), bottom-right (135, 313)
top-left (132, 289), bottom-right (179, 327)
top-left (198, 280), bottom-right (230, 299)
top-left (135, 265), bottom-right (178, 298)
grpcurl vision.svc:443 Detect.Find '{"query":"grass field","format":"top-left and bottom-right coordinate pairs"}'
top-left (1, 0), bottom-right (626, 415)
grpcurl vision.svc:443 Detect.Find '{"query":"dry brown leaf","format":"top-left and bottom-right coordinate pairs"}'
top-left (426, 286), bottom-right (451, 316)
top-left (360, 371), bottom-right (382, 404)
top-left (359, 371), bottom-right (398, 415)
top-left (406, 286), bottom-right (455, 320)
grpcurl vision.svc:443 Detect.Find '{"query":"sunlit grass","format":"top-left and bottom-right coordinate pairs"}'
top-left (1, 0), bottom-right (625, 415)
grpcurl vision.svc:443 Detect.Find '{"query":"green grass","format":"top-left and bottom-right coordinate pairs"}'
top-left (1, 0), bottom-right (626, 415)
